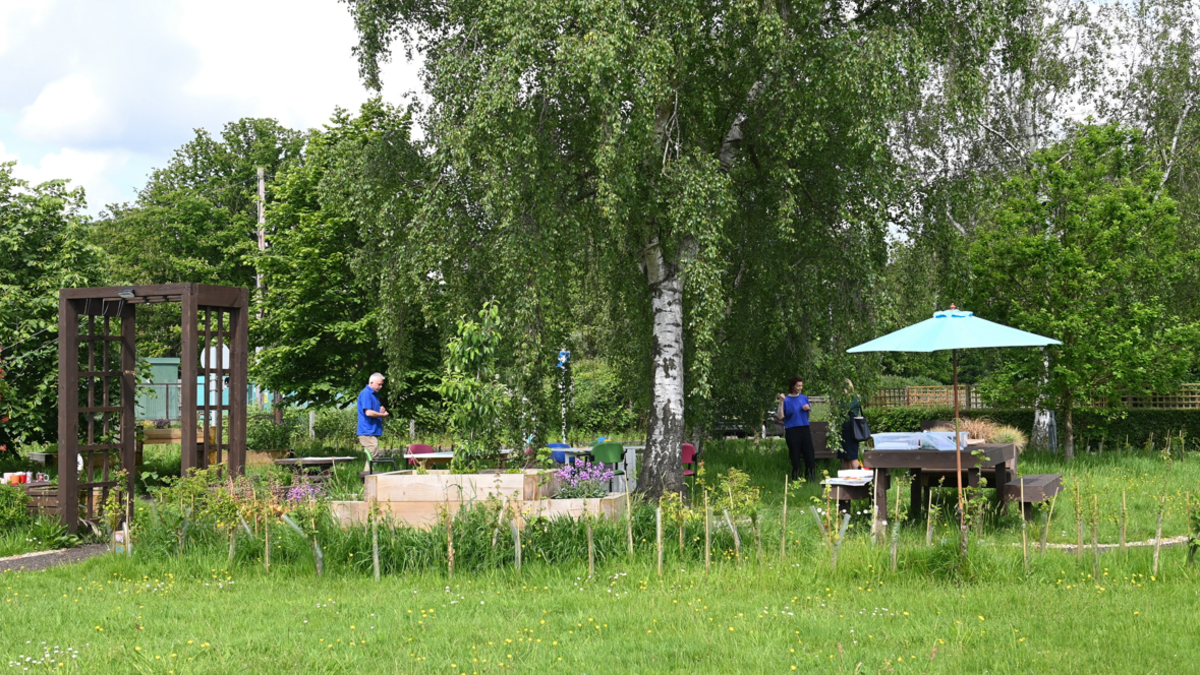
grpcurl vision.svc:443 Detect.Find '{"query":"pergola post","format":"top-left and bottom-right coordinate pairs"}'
top-left (57, 294), bottom-right (80, 530)
top-left (180, 286), bottom-right (199, 474)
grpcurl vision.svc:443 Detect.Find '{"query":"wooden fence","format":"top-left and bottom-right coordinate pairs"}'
top-left (867, 384), bottom-right (1200, 410)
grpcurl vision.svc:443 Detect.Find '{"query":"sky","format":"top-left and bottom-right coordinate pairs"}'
top-left (0, 0), bottom-right (422, 214)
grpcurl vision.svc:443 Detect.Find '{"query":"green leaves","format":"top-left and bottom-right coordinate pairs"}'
top-left (969, 124), bottom-right (1198, 452)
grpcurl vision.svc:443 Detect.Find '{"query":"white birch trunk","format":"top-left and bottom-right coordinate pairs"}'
top-left (641, 239), bottom-right (686, 498)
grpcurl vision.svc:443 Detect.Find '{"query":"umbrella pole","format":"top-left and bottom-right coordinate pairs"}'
top-left (954, 349), bottom-right (967, 557)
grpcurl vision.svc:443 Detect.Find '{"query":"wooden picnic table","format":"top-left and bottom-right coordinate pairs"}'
top-left (273, 456), bottom-right (359, 481)
top-left (403, 450), bottom-right (516, 470)
top-left (862, 443), bottom-right (1017, 529)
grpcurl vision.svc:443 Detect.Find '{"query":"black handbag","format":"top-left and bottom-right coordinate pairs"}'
top-left (851, 417), bottom-right (871, 443)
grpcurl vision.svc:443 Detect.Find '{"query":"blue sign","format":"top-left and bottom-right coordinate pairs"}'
top-left (556, 350), bottom-right (570, 368)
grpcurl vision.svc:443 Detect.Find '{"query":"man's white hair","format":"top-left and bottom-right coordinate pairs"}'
top-left (369, 372), bottom-right (385, 383)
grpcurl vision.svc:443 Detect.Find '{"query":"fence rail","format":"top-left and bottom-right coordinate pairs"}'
top-left (867, 384), bottom-right (1200, 410)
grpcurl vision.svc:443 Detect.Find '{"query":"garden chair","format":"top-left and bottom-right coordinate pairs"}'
top-left (589, 441), bottom-right (626, 491)
top-left (547, 442), bottom-right (570, 465)
top-left (407, 443), bottom-right (435, 466)
top-left (682, 442), bottom-right (698, 491)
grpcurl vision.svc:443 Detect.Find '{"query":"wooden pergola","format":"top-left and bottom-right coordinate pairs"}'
top-left (58, 284), bottom-right (249, 530)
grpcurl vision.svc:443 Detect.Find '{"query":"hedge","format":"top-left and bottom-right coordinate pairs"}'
top-left (864, 406), bottom-right (1200, 448)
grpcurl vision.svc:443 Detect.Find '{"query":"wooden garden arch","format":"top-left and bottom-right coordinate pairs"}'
top-left (57, 283), bottom-right (249, 530)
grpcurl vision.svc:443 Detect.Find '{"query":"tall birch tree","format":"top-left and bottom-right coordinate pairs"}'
top-left (343, 0), bottom-right (1015, 497)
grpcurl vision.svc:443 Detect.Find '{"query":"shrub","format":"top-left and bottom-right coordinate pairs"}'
top-left (0, 484), bottom-right (30, 529)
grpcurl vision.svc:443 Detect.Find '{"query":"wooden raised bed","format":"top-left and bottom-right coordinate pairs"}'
top-left (330, 492), bottom-right (626, 528)
top-left (333, 469), bottom-right (624, 528)
top-left (364, 469), bottom-right (557, 503)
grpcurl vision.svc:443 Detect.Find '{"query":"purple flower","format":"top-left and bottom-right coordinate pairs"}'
top-left (286, 482), bottom-right (325, 502)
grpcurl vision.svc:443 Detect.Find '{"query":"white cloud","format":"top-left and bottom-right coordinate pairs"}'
top-left (18, 73), bottom-right (110, 143)
top-left (0, 0), bottom-right (51, 57)
top-left (0, 0), bottom-right (424, 214)
top-left (1, 141), bottom-right (133, 210)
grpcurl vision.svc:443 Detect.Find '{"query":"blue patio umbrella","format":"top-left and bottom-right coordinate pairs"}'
top-left (846, 306), bottom-right (1060, 551)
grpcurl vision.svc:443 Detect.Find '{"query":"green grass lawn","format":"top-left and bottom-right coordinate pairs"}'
top-left (3, 544), bottom-right (1197, 674)
top-left (2, 440), bottom-right (1198, 673)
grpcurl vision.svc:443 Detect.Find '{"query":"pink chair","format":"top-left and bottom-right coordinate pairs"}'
top-left (682, 443), bottom-right (698, 490)
top-left (408, 443), bottom-right (435, 466)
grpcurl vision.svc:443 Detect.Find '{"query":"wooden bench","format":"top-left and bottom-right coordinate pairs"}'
top-left (1003, 474), bottom-right (1063, 520)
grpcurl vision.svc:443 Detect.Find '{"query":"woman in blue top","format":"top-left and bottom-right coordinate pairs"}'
top-left (776, 377), bottom-right (815, 482)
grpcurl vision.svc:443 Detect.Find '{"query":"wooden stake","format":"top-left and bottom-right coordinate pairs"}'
top-left (656, 507), bottom-right (663, 577)
top-left (704, 493), bottom-right (711, 574)
top-left (264, 519), bottom-right (270, 572)
top-left (1153, 499), bottom-right (1165, 577)
top-left (587, 521), bottom-right (595, 578)
top-left (511, 521), bottom-right (521, 572)
top-left (372, 515), bottom-right (380, 583)
top-left (889, 520), bottom-right (899, 572)
top-left (780, 476), bottom-right (789, 559)
top-left (626, 491), bottom-right (635, 561)
top-left (1120, 490), bottom-right (1127, 554)
top-left (723, 509), bottom-right (741, 561)
top-left (1091, 494), bottom-right (1099, 583)
top-left (446, 510), bottom-right (455, 578)
top-left (926, 489), bottom-right (935, 547)
top-left (1020, 480), bottom-right (1028, 573)
top-left (123, 521), bottom-right (131, 558)
top-left (1075, 483), bottom-right (1083, 562)
top-left (1039, 494), bottom-right (1056, 556)
top-left (228, 529), bottom-right (236, 566)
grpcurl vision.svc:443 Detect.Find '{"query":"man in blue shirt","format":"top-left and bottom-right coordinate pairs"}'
top-left (357, 373), bottom-right (389, 462)
top-left (776, 376), bottom-right (814, 482)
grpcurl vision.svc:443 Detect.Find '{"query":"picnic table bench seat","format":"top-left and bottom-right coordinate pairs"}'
top-left (1003, 473), bottom-right (1063, 520)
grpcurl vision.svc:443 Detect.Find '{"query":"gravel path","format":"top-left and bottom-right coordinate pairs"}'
top-left (0, 544), bottom-right (109, 573)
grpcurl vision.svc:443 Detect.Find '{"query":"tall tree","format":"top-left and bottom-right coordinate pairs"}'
top-left (91, 118), bottom-right (304, 357)
top-left (0, 163), bottom-right (107, 445)
top-left (254, 100), bottom-right (437, 415)
top-left (344, 0), bottom-right (1016, 497)
top-left (969, 124), bottom-right (1197, 459)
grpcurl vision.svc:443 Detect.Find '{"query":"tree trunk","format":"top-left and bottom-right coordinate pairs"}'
top-left (641, 239), bottom-right (686, 499)
top-left (1063, 395), bottom-right (1074, 461)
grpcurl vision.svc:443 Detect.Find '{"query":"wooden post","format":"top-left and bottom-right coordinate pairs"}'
top-left (511, 521), bottom-right (521, 572)
top-left (1020, 479), bottom-right (1028, 572)
top-left (1074, 483), bottom-right (1083, 562)
top-left (625, 491), bottom-right (634, 561)
top-left (120, 302), bottom-right (137, 521)
top-left (587, 521), bottom-right (595, 578)
top-left (1153, 500), bottom-right (1165, 577)
top-left (723, 510), bottom-right (741, 561)
top-left (446, 509), bottom-right (455, 578)
top-left (656, 507), bottom-right (663, 577)
top-left (779, 476), bottom-right (789, 559)
top-left (926, 489), bottom-right (935, 547)
top-left (264, 518), bottom-right (270, 572)
top-left (1091, 494), bottom-right (1099, 582)
top-left (1119, 490), bottom-right (1127, 554)
top-left (704, 493), bottom-right (711, 574)
top-left (57, 293), bottom-right (80, 531)
top-left (227, 288), bottom-right (249, 475)
top-left (180, 285), bottom-right (198, 475)
top-left (372, 514), bottom-right (380, 583)
top-left (1040, 494), bottom-right (1056, 556)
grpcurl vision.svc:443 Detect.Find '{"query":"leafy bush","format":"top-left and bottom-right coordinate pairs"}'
top-left (0, 484), bottom-right (30, 529)
top-left (877, 375), bottom-right (944, 389)
top-left (570, 359), bottom-right (639, 433)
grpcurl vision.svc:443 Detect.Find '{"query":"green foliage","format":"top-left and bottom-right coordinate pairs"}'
top-left (91, 118), bottom-right (304, 357)
top-left (0, 483), bottom-right (30, 529)
top-left (253, 100), bottom-right (433, 410)
top-left (969, 124), bottom-right (1199, 455)
top-left (437, 302), bottom-right (519, 463)
top-left (0, 163), bottom-right (107, 445)
top-left (877, 375), bottom-right (945, 389)
top-left (569, 359), bottom-right (638, 434)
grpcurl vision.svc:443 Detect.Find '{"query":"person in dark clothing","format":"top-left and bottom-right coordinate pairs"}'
top-left (776, 377), bottom-right (815, 482)
top-left (839, 379), bottom-right (864, 470)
